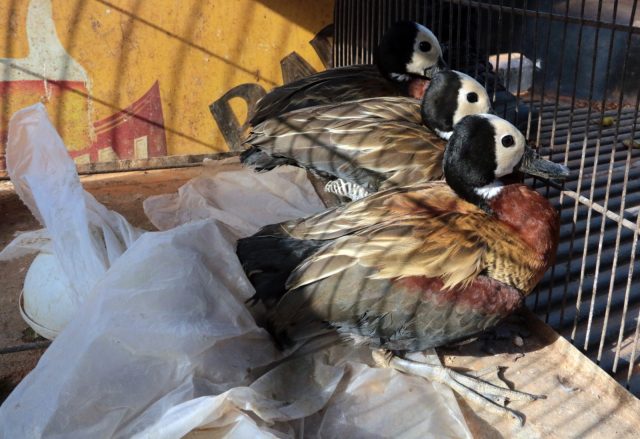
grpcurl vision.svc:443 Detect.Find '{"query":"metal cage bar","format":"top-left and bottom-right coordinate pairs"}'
top-left (333, 0), bottom-right (640, 396)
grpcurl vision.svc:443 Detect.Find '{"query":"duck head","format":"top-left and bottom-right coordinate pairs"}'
top-left (374, 21), bottom-right (447, 82)
top-left (444, 114), bottom-right (570, 213)
top-left (421, 70), bottom-right (492, 140)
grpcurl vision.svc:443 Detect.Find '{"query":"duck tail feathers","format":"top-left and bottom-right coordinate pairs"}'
top-left (236, 231), bottom-right (324, 308)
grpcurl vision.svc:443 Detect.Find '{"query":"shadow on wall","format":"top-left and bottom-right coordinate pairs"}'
top-left (210, 24), bottom-right (334, 152)
top-left (257, 0), bottom-right (336, 32)
top-left (0, 0), bottom-right (168, 170)
top-left (0, 0), bottom-right (336, 172)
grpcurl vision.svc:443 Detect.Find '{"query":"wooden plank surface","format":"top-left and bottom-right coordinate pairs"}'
top-left (441, 309), bottom-right (640, 438)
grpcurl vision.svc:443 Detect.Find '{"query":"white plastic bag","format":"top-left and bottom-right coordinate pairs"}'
top-left (0, 104), bottom-right (471, 438)
top-left (143, 157), bottom-right (327, 236)
top-left (0, 103), bottom-right (143, 309)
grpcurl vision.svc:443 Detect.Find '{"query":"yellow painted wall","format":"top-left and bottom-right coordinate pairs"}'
top-left (0, 0), bottom-right (334, 169)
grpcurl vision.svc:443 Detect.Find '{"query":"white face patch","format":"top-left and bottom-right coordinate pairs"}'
top-left (405, 23), bottom-right (443, 77)
top-left (452, 71), bottom-right (492, 126)
top-left (478, 113), bottom-right (526, 177)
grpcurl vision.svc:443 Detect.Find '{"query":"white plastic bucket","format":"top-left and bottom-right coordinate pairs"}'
top-left (20, 252), bottom-right (75, 340)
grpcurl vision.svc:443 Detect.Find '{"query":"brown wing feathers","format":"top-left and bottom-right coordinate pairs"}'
top-left (244, 97), bottom-right (445, 191)
top-left (249, 65), bottom-right (403, 126)
top-left (279, 184), bottom-right (537, 293)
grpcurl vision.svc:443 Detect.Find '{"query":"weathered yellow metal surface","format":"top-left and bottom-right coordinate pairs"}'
top-left (0, 0), bottom-right (334, 170)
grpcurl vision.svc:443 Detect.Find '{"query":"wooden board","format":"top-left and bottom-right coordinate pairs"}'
top-left (441, 309), bottom-right (640, 438)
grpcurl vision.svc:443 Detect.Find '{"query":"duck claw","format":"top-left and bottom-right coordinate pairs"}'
top-left (373, 349), bottom-right (544, 426)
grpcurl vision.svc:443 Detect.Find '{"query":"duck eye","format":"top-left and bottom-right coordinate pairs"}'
top-left (466, 92), bottom-right (478, 103)
top-left (501, 135), bottom-right (515, 147)
top-left (419, 41), bottom-right (431, 52)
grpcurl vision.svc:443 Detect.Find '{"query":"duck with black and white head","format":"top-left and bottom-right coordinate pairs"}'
top-left (249, 21), bottom-right (447, 126)
top-left (375, 21), bottom-right (445, 84)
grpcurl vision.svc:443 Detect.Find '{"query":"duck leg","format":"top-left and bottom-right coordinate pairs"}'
top-left (372, 350), bottom-right (544, 425)
top-left (324, 179), bottom-right (371, 201)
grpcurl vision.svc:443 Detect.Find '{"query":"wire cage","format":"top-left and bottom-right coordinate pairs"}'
top-left (333, 0), bottom-right (640, 396)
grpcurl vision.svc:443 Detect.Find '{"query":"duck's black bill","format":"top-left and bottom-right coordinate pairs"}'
top-left (518, 146), bottom-right (570, 181)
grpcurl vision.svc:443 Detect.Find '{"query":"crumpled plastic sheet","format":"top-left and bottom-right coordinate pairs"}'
top-left (0, 104), bottom-right (472, 439)
top-left (142, 157), bottom-right (327, 236)
top-left (0, 104), bottom-right (143, 310)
